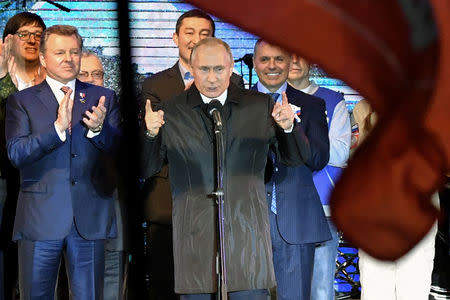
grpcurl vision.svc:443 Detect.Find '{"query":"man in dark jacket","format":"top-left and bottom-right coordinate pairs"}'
top-left (141, 37), bottom-right (304, 299)
top-left (140, 9), bottom-right (243, 299)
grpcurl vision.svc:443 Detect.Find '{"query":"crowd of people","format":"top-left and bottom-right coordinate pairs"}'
top-left (0, 8), bottom-right (446, 300)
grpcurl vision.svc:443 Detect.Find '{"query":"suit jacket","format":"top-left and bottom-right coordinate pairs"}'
top-left (254, 84), bottom-right (331, 244)
top-left (5, 79), bottom-right (121, 241)
top-left (141, 83), bottom-right (304, 293)
top-left (140, 61), bottom-right (244, 224)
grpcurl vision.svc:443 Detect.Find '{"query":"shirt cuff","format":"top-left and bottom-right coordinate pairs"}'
top-left (86, 129), bottom-right (101, 138)
top-left (54, 122), bottom-right (66, 142)
top-left (283, 123), bottom-right (294, 133)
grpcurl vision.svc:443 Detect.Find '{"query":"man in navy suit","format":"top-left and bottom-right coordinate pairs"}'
top-left (253, 40), bottom-right (331, 300)
top-left (5, 25), bottom-right (121, 300)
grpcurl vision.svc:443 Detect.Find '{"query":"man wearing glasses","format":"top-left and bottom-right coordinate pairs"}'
top-left (78, 51), bottom-right (105, 86)
top-left (76, 50), bottom-right (128, 300)
top-left (0, 12), bottom-right (46, 300)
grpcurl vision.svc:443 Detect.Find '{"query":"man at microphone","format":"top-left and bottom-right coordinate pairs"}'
top-left (141, 37), bottom-right (306, 299)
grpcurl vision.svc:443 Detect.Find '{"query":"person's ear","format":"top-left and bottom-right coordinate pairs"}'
top-left (39, 52), bottom-right (46, 69)
top-left (172, 32), bottom-right (179, 47)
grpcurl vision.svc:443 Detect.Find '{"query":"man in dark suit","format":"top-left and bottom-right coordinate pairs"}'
top-left (142, 37), bottom-right (305, 299)
top-left (140, 9), bottom-right (243, 299)
top-left (253, 39), bottom-right (330, 300)
top-left (5, 25), bottom-right (121, 300)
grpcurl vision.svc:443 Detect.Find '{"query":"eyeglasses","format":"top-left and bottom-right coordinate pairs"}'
top-left (15, 30), bottom-right (43, 41)
top-left (78, 70), bottom-right (104, 80)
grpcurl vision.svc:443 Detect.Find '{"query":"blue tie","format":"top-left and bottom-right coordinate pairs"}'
top-left (184, 71), bottom-right (193, 80)
top-left (270, 152), bottom-right (277, 214)
top-left (268, 92), bottom-right (280, 103)
top-left (267, 92), bottom-right (280, 214)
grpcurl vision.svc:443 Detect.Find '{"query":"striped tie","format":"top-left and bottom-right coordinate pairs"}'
top-left (60, 86), bottom-right (71, 135)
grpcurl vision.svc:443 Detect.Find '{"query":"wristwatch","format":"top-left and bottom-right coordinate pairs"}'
top-left (92, 124), bottom-right (103, 133)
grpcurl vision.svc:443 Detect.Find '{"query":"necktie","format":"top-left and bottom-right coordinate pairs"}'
top-left (267, 92), bottom-right (280, 214)
top-left (270, 151), bottom-right (277, 214)
top-left (60, 86), bottom-right (71, 135)
top-left (184, 71), bottom-right (194, 80)
top-left (268, 92), bottom-right (280, 103)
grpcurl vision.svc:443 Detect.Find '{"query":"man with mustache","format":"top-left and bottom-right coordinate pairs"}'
top-left (253, 40), bottom-right (330, 300)
top-left (5, 25), bottom-right (121, 300)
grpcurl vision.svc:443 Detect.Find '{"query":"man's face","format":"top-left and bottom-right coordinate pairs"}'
top-left (11, 23), bottom-right (44, 63)
top-left (173, 17), bottom-right (213, 66)
top-left (39, 34), bottom-right (81, 84)
top-left (191, 43), bottom-right (233, 98)
top-left (78, 55), bottom-right (104, 87)
top-left (253, 42), bottom-right (290, 92)
top-left (288, 54), bottom-right (310, 82)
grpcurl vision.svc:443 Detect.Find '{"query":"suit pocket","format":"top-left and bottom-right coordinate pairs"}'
top-left (21, 180), bottom-right (47, 193)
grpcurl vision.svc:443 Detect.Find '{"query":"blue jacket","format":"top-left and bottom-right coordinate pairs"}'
top-left (254, 84), bottom-right (331, 244)
top-left (6, 79), bottom-right (121, 241)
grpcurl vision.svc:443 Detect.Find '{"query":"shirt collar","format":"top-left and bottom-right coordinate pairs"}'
top-left (178, 61), bottom-right (193, 85)
top-left (256, 81), bottom-right (287, 101)
top-left (46, 76), bottom-right (76, 102)
top-left (15, 75), bottom-right (33, 91)
top-left (299, 80), bottom-right (319, 95)
top-left (199, 89), bottom-right (228, 105)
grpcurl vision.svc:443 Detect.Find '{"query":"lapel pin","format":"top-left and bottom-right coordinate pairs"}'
top-left (289, 104), bottom-right (301, 123)
top-left (79, 92), bottom-right (86, 103)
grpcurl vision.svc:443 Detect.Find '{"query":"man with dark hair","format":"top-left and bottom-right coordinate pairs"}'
top-left (5, 25), bottom-right (121, 300)
top-left (140, 9), bottom-right (243, 299)
top-left (253, 40), bottom-right (330, 300)
top-left (142, 37), bottom-right (303, 300)
top-left (175, 8), bottom-right (215, 37)
top-left (0, 11), bottom-right (46, 300)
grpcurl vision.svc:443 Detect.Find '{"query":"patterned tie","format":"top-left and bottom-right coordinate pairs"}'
top-left (267, 92), bottom-right (280, 214)
top-left (60, 86), bottom-right (71, 135)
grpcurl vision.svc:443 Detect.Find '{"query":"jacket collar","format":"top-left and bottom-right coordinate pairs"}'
top-left (186, 82), bottom-right (242, 109)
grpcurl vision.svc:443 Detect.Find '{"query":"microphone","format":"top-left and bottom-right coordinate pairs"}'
top-left (207, 100), bottom-right (223, 131)
top-left (234, 53), bottom-right (253, 67)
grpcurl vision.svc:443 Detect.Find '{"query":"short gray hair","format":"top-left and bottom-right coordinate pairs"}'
top-left (190, 37), bottom-right (233, 65)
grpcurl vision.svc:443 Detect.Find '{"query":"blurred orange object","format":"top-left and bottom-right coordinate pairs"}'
top-left (187, 0), bottom-right (449, 260)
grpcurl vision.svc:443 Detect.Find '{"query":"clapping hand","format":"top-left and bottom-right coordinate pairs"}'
top-left (83, 96), bottom-right (107, 132)
top-left (55, 87), bottom-right (74, 132)
top-left (0, 35), bottom-right (13, 79)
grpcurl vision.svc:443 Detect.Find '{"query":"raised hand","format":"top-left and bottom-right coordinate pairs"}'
top-left (55, 87), bottom-right (74, 132)
top-left (0, 34), bottom-right (13, 79)
top-left (145, 99), bottom-right (164, 137)
top-left (271, 91), bottom-right (294, 130)
top-left (7, 55), bottom-right (18, 87)
top-left (83, 96), bottom-right (107, 132)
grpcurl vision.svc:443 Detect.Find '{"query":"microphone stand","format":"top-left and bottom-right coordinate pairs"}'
top-left (211, 111), bottom-right (227, 299)
top-left (234, 53), bottom-right (254, 88)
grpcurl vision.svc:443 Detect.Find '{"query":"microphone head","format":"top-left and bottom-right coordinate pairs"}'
top-left (207, 99), bottom-right (223, 116)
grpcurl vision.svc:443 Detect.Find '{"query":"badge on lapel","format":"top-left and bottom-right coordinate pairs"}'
top-left (79, 92), bottom-right (86, 103)
top-left (289, 103), bottom-right (301, 123)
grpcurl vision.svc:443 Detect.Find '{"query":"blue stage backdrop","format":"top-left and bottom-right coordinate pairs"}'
top-left (0, 0), bottom-right (362, 296)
